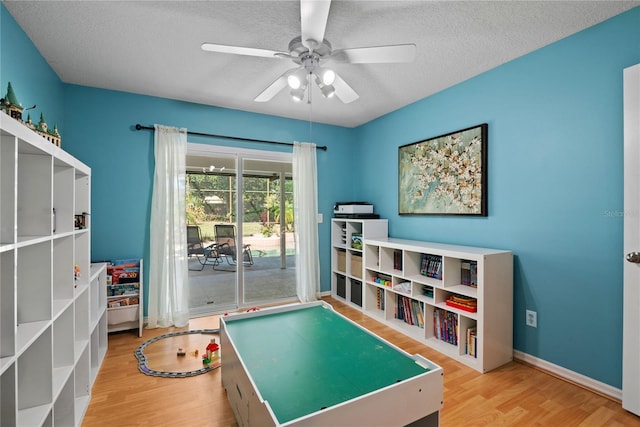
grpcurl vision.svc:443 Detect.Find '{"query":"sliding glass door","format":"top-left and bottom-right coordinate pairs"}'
top-left (186, 144), bottom-right (296, 316)
top-left (242, 158), bottom-right (296, 305)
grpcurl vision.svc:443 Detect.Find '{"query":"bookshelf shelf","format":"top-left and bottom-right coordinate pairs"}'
top-left (331, 219), bottom-right (388, 308)
top-left (0, 113), bottom-right (107, 425)
top-left (363, 237), bottom-right (513, 373)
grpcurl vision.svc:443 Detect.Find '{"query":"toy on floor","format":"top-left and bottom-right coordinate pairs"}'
top-left (203, 338), bottom-right (220, 365)
top-left (135, 329), bottom-right (221, 378)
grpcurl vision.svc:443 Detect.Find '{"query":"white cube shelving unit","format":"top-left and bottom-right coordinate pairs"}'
top-left (330, 218), bottom-right (388, 309)
top-left (0, 113), bottom-right (107, 426)
top-left (363, 237), bottom-right (513, 373)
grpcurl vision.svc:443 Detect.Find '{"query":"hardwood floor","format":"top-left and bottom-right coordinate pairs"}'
top-left (83, 297), bottom-right (640, 426)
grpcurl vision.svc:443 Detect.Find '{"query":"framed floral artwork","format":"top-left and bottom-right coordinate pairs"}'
top-left (398, 124), bottom-right (488, 216)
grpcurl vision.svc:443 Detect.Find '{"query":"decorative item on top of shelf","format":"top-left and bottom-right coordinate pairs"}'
top-left (420, 254), bottom-right (442, 279)
top-left (351, 233), bottom-right (363, 250)
top-left (74, 212), bottom-right (89, 229)
top-left (0, 82), bottom-right (62, 146)
top-left (398, 123), bottom-right (488, 216)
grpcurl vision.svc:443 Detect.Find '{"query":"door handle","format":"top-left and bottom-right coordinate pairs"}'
top-left (626, 252), bottom-right (640, 263)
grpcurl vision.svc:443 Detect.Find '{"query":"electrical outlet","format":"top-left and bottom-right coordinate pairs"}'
top-left (526, 310), bottom-right (537, 328)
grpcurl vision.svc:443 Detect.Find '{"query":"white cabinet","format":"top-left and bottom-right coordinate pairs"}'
top-left (107, 259), bottom-right (143, 337)
top-left (330, 219), bottom-right (388, 308)
top-left (363, 237), bottom-right (513, 373)
top-left (0, 113), bottom-right (106, 426)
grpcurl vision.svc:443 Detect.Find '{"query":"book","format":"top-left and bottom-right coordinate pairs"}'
top-left (393, 250), bottom-right (403, 270)
top-left (445, 294), bottom-right (477, 312)
top-left (420, 254), bottom-right (442, 279)
top-left (460, 260), bottom-right (478, 287)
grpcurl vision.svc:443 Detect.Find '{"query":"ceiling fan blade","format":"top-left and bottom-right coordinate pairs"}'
top-left (201, 42), bottom-right (287, 59)
top-left (254, 70), bottom-right (293, 102)
top-left (330, 44), bottom-right (416, 64)
top-left (332, 73), bottom-right (359, 104)
top-left (300, 0), bottom-right (331, 50)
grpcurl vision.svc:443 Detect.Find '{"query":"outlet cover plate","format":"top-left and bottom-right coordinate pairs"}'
top-left (526, 310), bottom-right (537, 328)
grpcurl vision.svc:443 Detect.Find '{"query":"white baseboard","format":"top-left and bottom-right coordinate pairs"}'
top-left (513, 350), bottom-right (622, 401)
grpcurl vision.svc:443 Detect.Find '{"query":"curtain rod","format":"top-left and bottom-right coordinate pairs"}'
top-left (134, 124), bottom-right (327, 151)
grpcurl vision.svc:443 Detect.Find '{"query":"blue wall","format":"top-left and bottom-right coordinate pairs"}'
top-left (0, 5), bottom-right (65, 133)
top-left (356, 7), bottom-right (640, 388)
top-left (62, 85), bottom-right (356, 297)
top-left (2, 2), bottom-right (639, 389)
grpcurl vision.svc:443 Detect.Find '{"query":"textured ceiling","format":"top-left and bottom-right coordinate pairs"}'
top-left (4, 1), bottom-right (638, 128)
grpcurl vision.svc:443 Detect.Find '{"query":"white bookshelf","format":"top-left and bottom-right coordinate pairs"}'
top-left (363, 237), bottom-right (513, 373)
top-left (330, 218), bottom-right (388, 308)
top-left (0, 113), bottom-right (107, 426)
top-left (107, 259), bottom-right (143, 337)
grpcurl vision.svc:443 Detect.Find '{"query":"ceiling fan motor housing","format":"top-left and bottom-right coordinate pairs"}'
top-left (288, 36), bottom-right (332, 63)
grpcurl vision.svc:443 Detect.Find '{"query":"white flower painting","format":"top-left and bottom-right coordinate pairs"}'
top-left (399, 124), bottom-right (487, 215)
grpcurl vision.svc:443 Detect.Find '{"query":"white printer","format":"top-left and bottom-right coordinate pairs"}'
top-left (333, 202), bottom-right (378, 218)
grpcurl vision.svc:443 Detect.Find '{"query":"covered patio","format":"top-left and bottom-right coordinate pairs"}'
top-left (187, 232), bottom-right (297, 314)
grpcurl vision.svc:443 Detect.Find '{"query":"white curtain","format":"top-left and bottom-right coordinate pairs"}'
top-left (147, 124), bottom-right (190, 328)
top-left (293, 141), bottom-right (320, 302)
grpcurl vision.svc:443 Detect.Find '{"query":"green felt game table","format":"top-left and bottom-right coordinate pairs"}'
top-left (220, 301), bottom-right (443, 426)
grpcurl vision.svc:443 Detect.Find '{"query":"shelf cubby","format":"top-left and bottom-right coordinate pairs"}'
top-left (363, 283), bottom-right (386, 320)
top-left (17, 326), bottom-right (53, 427)
top-left (74, 346), bottom-right (91, 421)
top-left (54, 375), bottom-right (75, 426)
top-left (53, 160), bottom-right (74, 234)
top-left (53, 305), bottom-right (74, 410)
top-left (17, 142), bottom-right (52, 241)
top-left (1, 250), bottom-right (15, 362)
top-left (74, 231), bottom-right (90, 289)
top-left (17, 242), bottom-right (52, 327)
top-left (0, 130), bottom-right (16, 246)
top-left (1, 362), bottom-right (16, 424)
top-left (52, 236), bottom-right (74, 318)
top-left (75, 288), bottom-right (90, 349)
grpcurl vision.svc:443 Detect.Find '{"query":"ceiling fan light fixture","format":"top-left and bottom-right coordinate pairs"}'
top-left (317, 67), bottom-right (335, 85)
top-left (320, 84), bottom-right (335, 98)
top-left (287, 69), bottom-right (307, 89)
top-left (290, 88), bottom-right (305, 102)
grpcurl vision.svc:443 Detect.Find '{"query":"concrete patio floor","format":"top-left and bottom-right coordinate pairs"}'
top-left (188, 253), bottom-right (297, 316)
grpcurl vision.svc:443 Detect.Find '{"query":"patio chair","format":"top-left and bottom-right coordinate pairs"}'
top-left (214, 224), bottom-right (254, 268)
top-left (187, 225), bottom-right (221, 270)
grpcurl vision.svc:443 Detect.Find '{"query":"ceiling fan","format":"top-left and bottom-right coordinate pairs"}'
top-left (201, 0), bottom-right (416, 104)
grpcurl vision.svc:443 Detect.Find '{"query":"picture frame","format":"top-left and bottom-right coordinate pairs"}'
top-left (398, 124), bottom-right (488, 216)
